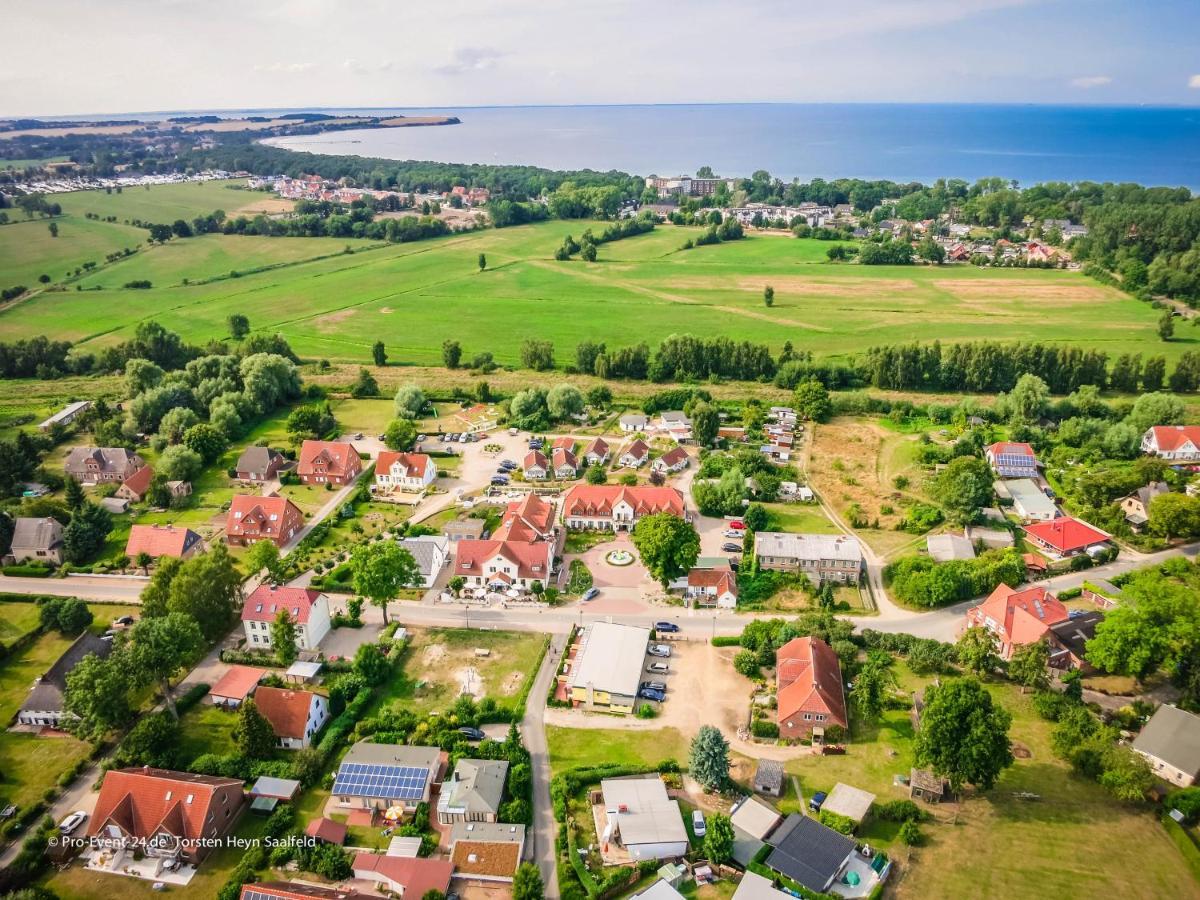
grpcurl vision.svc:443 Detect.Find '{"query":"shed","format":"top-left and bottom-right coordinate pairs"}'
top-left (305, 817), bottom-right (348, 845)
top-left (753, 759), bottom-right (785, 797)
top-left (250, 776), bottom-right (301, 801)
top-left (909, 768), bottom-right (949, 804)
top-left (285, 660), bottom-right (323, 683)
top-left (209, 664), bottom-right (266, 707)
top-left (387, 835), bottom-right (423, 858)
top-left (821, 783), bottom-right (875, 825)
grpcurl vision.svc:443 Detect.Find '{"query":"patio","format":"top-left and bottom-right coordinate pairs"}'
top-left (830, 851), bottom-right (884, 898)
top-left (83, 847), bottom-right (197, 886)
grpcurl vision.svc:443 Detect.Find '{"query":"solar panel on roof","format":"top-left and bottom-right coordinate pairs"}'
top-left (332, 763), bottom-right (429, 800)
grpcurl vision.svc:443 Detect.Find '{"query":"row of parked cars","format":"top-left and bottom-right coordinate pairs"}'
top-left (491, 458), bottom-right (519, 486)
top-left (638, 622), bottom-right (683, 701)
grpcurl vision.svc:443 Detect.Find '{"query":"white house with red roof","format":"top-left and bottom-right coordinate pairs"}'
top-left (651, 447), bottom-right (690, 475)
top-left (1023, 516), bottom-right (1111, 558)
top-left (226, 494), bottom-right (304, 547)
top-left (297, 440), bottom-right (362, 486)
top-left (453, 539), bottom-right (554, 592)
top-left (124, 524), bottom-right (203, 561)
top-left (1141, 425), bottom-right (1200, 462)
top-left (241, 584), bottom-right (331, 651)
top-left (965, 583), bottom-right (1070, 660)
top-left (775, 637), bottom-right (847, 741)
top-left (561, 484), bottom-right (686, 531)
top-left (618, 439), bottom-right (651, 468)
top-left (352, 853), bottom-right (453, 899)
top-left (985, 441), bottom-right (1039, 478)
top-left (253, 686), bottom-right (329, 750)
top-left (523, 450), bottom-right (548, 480)
top-left (552, 447), bottom-right (579, 478)
top-left (493, 493), bottom-right (557, 543)
top-left (686, 565), bottom-right (738, 609)
top-left (375, 451), bottom-right (436, 493)
top-left (583, 437), bottom-right (611, 466)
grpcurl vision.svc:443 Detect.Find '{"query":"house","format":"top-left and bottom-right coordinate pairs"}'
top-left (375, 451), bottom-right (436, 493)
top-left (583, 437), bottom-right (611, 466)
top-left (493, 493), bottom-right (557, 543)
top-left (1023, 516), bottom-right (1111, 558)
top-left (561, 484), bottom-right (686, 531)
top-left (1006, 479), bottom-right (1058, 522)
top-left (599, 775), bottom-right (689, 860)
top-left (4, 516), bottom-right (64, 565)
top-left (1121, 481), bottom-right (1170, 529)
top-left (125, 524), bottom-right (203, 561)
top-left (965, 584), bottom-right (1069, 660)
top-left (1141, 425), bottom-right (1200, 462)
top-left (820, 783), bottom-right (875, 827)
top-left (166, 480), bottom-right (192, 499)
top-left (754, 532), bottom-right (863, 585)
top-left (64, 446), bottom-right (143, 484)
top-left (775, 637), bottom-right (848, 741)
top-left (985, 442), bottom-right (1039, 478)
top-left (209, 665), bottom-right (265, 707)
top-left (1048, 611), bottom-right (1104, 671)
top-left (730, 795), bottom-right (784, 866)
top-left (552, 447), bottom-right (579, 478)
top-left (397, 535), bottom-right (449, 587)
top-left (618, 439), bottom-right (650, 468)
top-left (552, 436), bottom-right (576, 451)
top-left (1132, 706), bottom-right (1200, 787)
top-left (242, 584), bottom-right (332, 651)
top-left (523, 450), bottom-right (548, 480)
top-left (239, 883), bottom-right (367, 900)
top-left (87, 768), bottom-right (245, 866)
top-left (731, 871), bottom-right (795, 900)
top-left (568, 622), bottom-right (650, 712)
top-left (753, 760), bottom-right (784, 797)
top-left (651, 447), bottom-right (689, 475)
top-left (453, 539), bottom-right (554, 592)
top-left (908, 768), bottom-right (949, 804)
top-left (444, 518), bottom-right (488, 543)
top-left (764, 814), bottom-right (857, 894)
top-left (658, 411), bottom-right (692, 442)
top-left (619, 414), bottom-right (649, 433)
top-left (253, 686), bottom-right (329, 750)
top-left (297, 440), bottom-right (362, 486)
top-left (38, 400), bottom-right (90, 432)
top-left (226, 494), bottom-right (305, 547)
top-left (305, 817), bottom-right (348, 846)
top-left (436, 758), bottom-right (508, 824)
top-left (632, 879), bottom-right (686, 900)
top-left (333, 742), bottom-right (443, 811)
top-left (16, 632), bottom-right (111, 727)
top-left (718, 426), bottom-right (747, 443)
top-left (100, 497), bottom-right (130, 515)
top-left (967, 523), bottom-right (1015, 550)
top-left (449, 822), bottom-right (525, 882)
top-left (685, 565), bottom-right (738, 609)
top-left (926, 533), bottom-right (975, 562)
top-left (235, 446), bottom-right (287, 482)
top-left (352, 854), bottom-right (453, 899)
top-left (114, 465), bottom-right (155, 502)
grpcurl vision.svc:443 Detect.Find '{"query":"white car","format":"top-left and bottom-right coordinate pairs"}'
top-left (724, 529), bottom-right (743, 538)
top-left (692, 809), bottom-right (706, 837)
top-left (59, 810), bottom-right (88, 835)
top-left (647, 643), bottom-right (672, 658)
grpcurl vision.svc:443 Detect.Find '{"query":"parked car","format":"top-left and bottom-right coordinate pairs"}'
top-left (640, 680), bottom-right (667, 693)
top-left (692, 810), bottom-right (706, 837)
top-left (59, 811), bottom-right (87, 835)
top-left (638, 687), bottom-right (666, 702)
top-left (459, 434), bottom-right (471, 443)
top-left (112, 614), bottom-right (135, 627)
top-left (457, 726), bottom-right (486, 741)
top-left (728, 520), bottom-right (746, 530)
top-left (353, 432), bottom-right (364, 440)
top-left (581, 587), bottom-right (599, 601)
top-left (809, 790), bottom-right (828, 812)
top-left (646, 661), bottom-right (670, 674)
top-left (724, 529), bottom-right (743, 538)
top-left (655, 621), bottom-right (680, 633)
top-left (722, 542), bottom-right (742, 553)
top-left (500, 459), bottom-right (518, 468)
top-left (647, 644), bottom-right (671, 658)
top-left (416, 434), bottom-right (428, 442)
top-left (490, 476), bottom-right (510, 486)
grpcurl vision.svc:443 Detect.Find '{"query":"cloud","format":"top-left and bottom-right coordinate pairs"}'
top-left (1189, 74), bottom-right (1200, 89)
top-left (1069, 75), bottom-right (1112, 89)
top-left (343, 58), bottom-right (393, 75)
top-left (435, 46), bottom-right (503, 76)
top-left (253, 61), bottom-right (315, 74)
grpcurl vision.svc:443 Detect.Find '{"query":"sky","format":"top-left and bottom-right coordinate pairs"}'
top-left (3, 0), bottom-right (1199, 116)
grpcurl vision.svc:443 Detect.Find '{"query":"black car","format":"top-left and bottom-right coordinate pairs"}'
top-left (490, 475), bottom-right (510, 485)
top-left (638, 687), bottom-right (666, 702)
top-left (640, 680), bottom-right (667, 693)
top-left (722, 542), bottom-right (742, 553)
top-left (457, 726), bottom-right (486, 741)
top-left (655, 621), bottom-right (680, 633)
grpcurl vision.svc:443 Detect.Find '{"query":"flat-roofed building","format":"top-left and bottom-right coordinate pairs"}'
top-left (568, 622), bottom-right (650, 713)
top-left (753, 532), bottom-right (863, 585)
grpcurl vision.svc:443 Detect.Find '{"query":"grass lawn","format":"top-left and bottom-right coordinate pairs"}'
top-left (0, 215), bottom-right (147, 290)
top-left (0, 600), bottom-right (45, 641)
top-left (176, 701), bottom-right (241, 764)
top-left (546, 726), bottom-right (689, 773)
top-left (762, 502), bottom-right (839, 534)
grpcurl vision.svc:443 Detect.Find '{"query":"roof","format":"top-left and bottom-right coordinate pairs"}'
top-left (65, 446), bottom-right (139, 475)
top-left (987, 441), bottom-right (1037, 459)
top-left (19, 632), bottom-right (111, 715)
top-left (821, 783), bottom-right (876, 823)
top-left (449, 821), bottom-right (525, 845)
top-left (731, 871), bottom-right (793, 900)
top-left (254, 687), bottom-right (318, 740)
top-left (38, 400), bottom-right (90, 430)
top-left (455, 539), bottom-right (553, 581)
top-left (601, 775), bottom-right (688, 847)
top-left (1131, 705), bottom-right (1200, 777)
top-left (552, 436), bottom-right (576, 450)
top-left (584, 437), bottom-right (610, 458)
top-left (524, 449), bottom-right (548, 471)
top-left (242, 585), bottom-right (323, 625)
top-left (250, 776), bottom-right (301, 800)
top-left (352, 853), bottom-right (453, 897)
top-left (926, 533), bottom-right (975, 562)
top-left (730, 796), bottom-right (783, 841)
top-left (634, 881), bottom-right (686, 900)
top-left (119, 465), bottom-right (155, 497)
top-left (562, 484), bottom-right (685, 519)
top-left (305, 817), bottom-right (348, 845)
top-left (1146, 425), bottom-right (1200, 452)
top-left (286, 660), bottom-right (323, 679)
top-left (1023, 516), bottom-right (1110, 553)
top-left (241, 882), bottom-right (366, 900)
top-left (765, 814), bottom-right (855, 892)
top-left (552, 447), bottom-right (578, 470)
top-left (10, 516), bottom-right (63, 551)
top-left (571, 621), bottom-right (651, 699)
top-left (620, 439), bottom-right (650, 460)
top-left (397, 536), bottom-right (448, 576)
top-left (688, 566), bottom-right (737, 597)
top-left (620, 413), bottom-right (648, 427)
top-left (87, 767), bottom-right (244, 846)
top-left (376, 451), bottom-right (433, 480)
top-left (450, 823), bottom-right (525, 878)
top-left (970, 584), bottom-right (1070, 646)
top-left (125, 524), bottom-right (201, 559)
top-left (494, 493), bottom-right (555, 542)
top-left (1006, 479), bottom-right (1057, 516)
top-left (440, 758), bottom-right (508, 817)
top-left (655, 447), bottom-right (688, 468)
top-left (228, 494), bottom-right (302, 533)
top-left (753, 759), bottom-right (784, 793)
top-left (909, 768), bottom-right (947, 794)
top-left (236, 446), bottom-right (284, 475)
top-left (210, 665), bottom-right (266, 701)
top-left (1049, 611), bottom-right (1103, 661)
top-left (776, 636), bottom-right (848, 729)
top-left (334, 743), bottom-right (441, 800)
top-left (754, 532), bottom-right (863, 564)
top-left (297, 440), bottom-right (360, 477)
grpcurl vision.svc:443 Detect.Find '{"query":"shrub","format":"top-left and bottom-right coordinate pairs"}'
top-left (899, 819), bottom-right (923, 846)
top-left (750, 720), bottom-right (779, 739)
top-left (817, 810), bottom-right (855, 834)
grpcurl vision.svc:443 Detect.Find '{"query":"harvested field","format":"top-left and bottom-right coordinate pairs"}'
top-left (934, 279), bottom-right (1110, 303)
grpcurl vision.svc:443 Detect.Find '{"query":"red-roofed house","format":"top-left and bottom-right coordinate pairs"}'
top-left (86, 767), bottom-right (245, 866)
top-left (583, 437), bottom-right (610, 466)
top-left (241, 584), bottom-right (331, 651)
top-left (1023, 516), bottom-right (1111, 558)
top-left (618, 439), bottom-right (650, 468)
top-left (210, 665), bottom-right (266, 707)
top-left (561, 484), bottom-right (686, 531)
top-left (524, 450), bottom-right (548, 480)
top-left (493, 493), bottom-right (557, 544)
top-left (552, 447), bottom-right (579, 479)
top-left (226, 494), bottom-right (304, 547)
top-left (686, 565), bottom-right (738, 609)
top-left (651, 447), bottom-right (689, 475)
top-left (375, 451), bottom-right (436, 493)
top-left (453, 539), bottom-right (554, 592)
top-left (115, 465), bottom-right (155, 502)
top-left (353, 853), bottom-right (453, 898)
top-left (253, 686), bottom-right (329, 749)
top-left (985, 442), bottom-right (1038, 478)
top-left (297, 440), bottom-right (362, 486)
top-left (552, 437), bottom-right (576, 451)
top-left (305, 817), bottom-right (348, 846)
top-left (965, 584), bottom-right (1070, 659)
top-left (776, 636), bottom-right (848, 742)
top-left (240, 883), bottom-right (365, 900)
top-left (125, 524), bottom-right (203, 561)
top-left (1141, 425), bottom-right (1200, 462)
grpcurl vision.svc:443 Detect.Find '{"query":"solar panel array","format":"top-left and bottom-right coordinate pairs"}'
top-left (241, 891), bottom-right (286, 900)
top-left (332, 762), bottom-right (429, 800)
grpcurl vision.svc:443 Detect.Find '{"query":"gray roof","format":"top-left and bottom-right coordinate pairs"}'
top-left (19, 632), bottom-right (111, 715)
top-left (398, 535), bottom-right (448, 577)
top-left (10, 516), bottom-right (63, 552)
top-left (64, 446), bottom-right (139, 475)
top-left (250, 776), bottom-right (301, 799)
top-left (754, 759), bottom-right (784, 793)
top-left (926, 533), bottom-right (976, 562)
top-left (821, 783), bottom-right (876, 823)
top-left (236, 445), bottom-right (283, 475)
top-left (732, 871), bottom-right (793, 900)
top-left (601, 776), bottom-right (687, 847)
top-left (1006, 479), bottom-right (1057, 517)
top-left (570, 622), bottom-right (650, 700)
top-left (730, 796), bottom-right (783, 841)
top-left (1048, 612), bottom-right (1104, 661)
top-left (440, 758), bottom-right (508, 817)
top-left (754, 532), bottom-right (863, 564)
top-left (449, 822), bottom-right (525, 845)
top-left (766, 814), bottom-right (856, 892)
top-left (1132, 706), bottom-right (1200, 778)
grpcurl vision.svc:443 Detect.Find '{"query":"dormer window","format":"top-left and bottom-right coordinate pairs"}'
top-left (185, 794), bottom-right (194, 804)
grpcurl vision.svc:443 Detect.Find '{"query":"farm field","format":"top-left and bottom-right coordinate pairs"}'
top-left (0, 216), bottom-right (147, 290)
top-left (0, 210), bottom-right (1186, 368)
top-left (52, 179), bottom-right (259, 222)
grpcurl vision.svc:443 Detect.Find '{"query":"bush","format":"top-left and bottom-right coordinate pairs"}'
top-left (899, 819), bottom-right (923, 846)
top-left (733, 650), bottom-right (760, 677)
top-left (817, 810), bottom-right (855, 834)
top-left (874, 799), bottom-right (928, 823)
top-left (750, 720), bottom-right (779, 739)
top-left (637, 703), bottom-right (657, 719)
top-left (711, 634), bottom-right (742, 647)
top-left (1166, 786), bottom-right (1200, 824)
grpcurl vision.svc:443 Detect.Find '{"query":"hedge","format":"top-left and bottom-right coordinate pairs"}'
top-left (711, 635), bottom-right (742, 647)
top-left (1, 565), bottom-right (52, 577)
top-left (1162, 814), bottom-right (1200, 882)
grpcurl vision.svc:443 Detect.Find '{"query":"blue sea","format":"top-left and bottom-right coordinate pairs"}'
top-left (251, 103), bottom-right (1200, 189)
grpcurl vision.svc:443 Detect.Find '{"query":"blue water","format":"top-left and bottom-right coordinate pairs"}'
top-left (256, 103), bottom-right (1200, 189)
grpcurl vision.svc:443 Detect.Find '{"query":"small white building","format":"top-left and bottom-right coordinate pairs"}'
top-left (397, 535), bottom-right (450, 587)
top-left (600, 776), bottom-right (689, 861)
top-left (375, 451), bottom-right (437, 493)
top-left (1006, 479), bottom-right (1058, 522)
top-left (241, 585), bottom-right (332, 651)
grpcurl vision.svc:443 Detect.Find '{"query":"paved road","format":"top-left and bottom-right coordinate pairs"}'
top-left (524, 632), bottom-right (568, 899)
top-left (0, 573), bottom-right (145, 601)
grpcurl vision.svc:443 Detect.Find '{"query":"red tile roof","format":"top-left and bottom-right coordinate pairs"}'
top-left (562, 484), bottom-right (685, 519)
top-left (968, 583), bottom-right (1069, 649)
top-left (375, 451), bottom-right (434, 479)
top-left (656, 447), bottom-right (688, 468)
top-left (305, 817), bottom-right (348, 845)
top-left (552, 447), bottom-right (578, 471)
top-left (241, 882), bottom-right (364, 900)
top-left (583, 437), bottom-right (610, 459)
top-left (987, 441), bottom-right (1036, 458)
top-left (1147, 425), bottom-right (1200, 452)
top-left (352, 853), bottom-right (453, 897)
top-left (227, 494), bottom-right (304, 541)
top-left (493, 493), bottom-right (555, 542)
top-left (297, 440), bottom-right (361, 479)
top-left (524, 450), bottom-right (548, 471)
top-left (688, 567), bottom-right (737, 597)
top-left (775, 636), bottom-right (847, 730)
top-left (120, 465), bottom-right (155, 497)
top-left (552, 437), bottom-right (576, 450)
top-left (454, 539), bottom-right (553, 581)
top-left (242, 585), bottom-right (323, 625)
top-left (1023, 516), bottom-right (1110, 553)
top-left (125, 524), bottom-right (201, 559)
top-left (210, 665), bottom-right (266, 701)
top-left (619, 439), bottom-right (650, 461)
top-left (254, 686), bottom-right (317, 740)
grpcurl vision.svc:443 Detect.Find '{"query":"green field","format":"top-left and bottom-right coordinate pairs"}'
top-left (52, 179), bottom-right (260, 222)
top-left (0, 194), bottom-right (1186, 367)
top-left (546, 725), bottom-right (689, 772)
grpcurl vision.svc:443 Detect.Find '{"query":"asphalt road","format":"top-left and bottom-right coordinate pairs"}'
top-left (524, 632), bottom-right (568, 899)
top-left (0, 573), bottom-right (145, 601)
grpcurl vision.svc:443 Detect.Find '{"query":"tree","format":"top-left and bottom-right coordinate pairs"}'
top-left (383, 418), bottom-right (418, 452)
top-left (55, 598), bottom-right (94, 634)
top-left (372, 340), bottom-right (388, 367)
top-left (763, 285), bottom-right (774, 307)
top-left (126, 612), bottom-right (204, 717)
top-left (64, 651), bottom-right (133, 740)
top-left (1099, 746), bottom-right (1155, 801)
top-left (271, 609), bottom-right (299, 665)
top-left (478, 253), bottom-right (488, 272)
top-left (246, 539), bottom-right (284, 584)
top-left (1127, 392), bottom-right (1185, 434)
top-left (48, 221), bottom-right (58, 238)
top-left (546, 383), bottom-right (584, 421)
top-left (690, 400), bottom-right (719, 446)
top-left (64, 476), bottom-right (85, 510)
top-left (704, 812), bottom-right (735, 863)
top-left (163, 543), bottom-right (243, 641)
top-left (350, 541), bottom-right (421, 625)
top-left (794, 380), bottom-right (832, 422)
top-left (134, 550), bottom-right (153, 574)
top-left (350, 367), bottom-right (380, 398)
top-left (394, 384), bottom-right (426, 419)
top-left (512, 862), bottom-right (544, 900)
top-left (914, 677), bottom-right (1013, 791)
top-left (124, 357), bottom-right (165, 395)
top-left (851, 656), bottom-right (896, 721)
top-left (113, 711), bottom-right (180, 768)
top-left (140, 555), bottom-right (183, 617)
top-left (520, 339), bottom-right (555, 372)
top-left (1007, 373), bottom-right (1049, 424)
top-left (956, 626), bottom-right (1001, 677)
top-left (227, 314), bottom-right (250, 340)
top-left (1148, 492), bottom-right (1200, 539)
top-left (688, 725), bottom-right (730, 791)
top-left (182, 423), bottom-right (227, 463)
top-left (632, 512), bottom-right (700, 588)
top-left (585, 464), bottom-right (606, 484)
top-left (62, 501), bottom-right (113, 564)
top-left (1158, 310), bottom-right (1175, 342)
top-left (233, 698), bottom-right (277, 759)
top-left (580, 241), bottom-right (597, 262)
top-left (932, 456), bottom-right (993, 522)
top-left (442, 340), bottom-right (462, 369)
top-left (1009, 640), bottom-right (1049, 693)
top-left (157, 444), bottom-right (203, 482)
top-left (733, 650), bottom-right (760, 677)
top-left (353, 641), bottom-right (391, 684)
